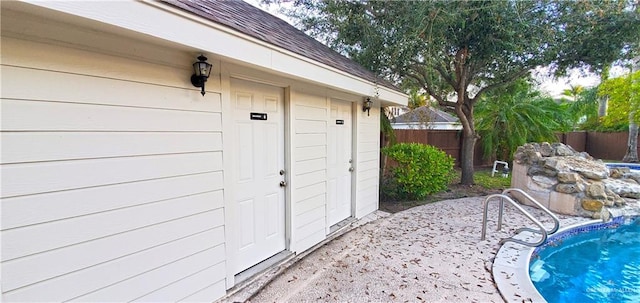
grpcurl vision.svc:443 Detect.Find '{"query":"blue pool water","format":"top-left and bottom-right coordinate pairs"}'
top-left (530, 217), bottom-right (640, 303)
top-left (606, 163), bottom-right (640, 172)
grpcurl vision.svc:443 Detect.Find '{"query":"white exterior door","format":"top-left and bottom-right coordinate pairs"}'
top-left (231, 78), bottom-right (286, 273)
top-left (328, 99), bottom-right (353, 226)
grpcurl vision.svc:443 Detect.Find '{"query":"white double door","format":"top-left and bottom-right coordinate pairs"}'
top-left (231, 78), bottom-right (286, 274)
top-left (327, 99), bottom-right (353, 226)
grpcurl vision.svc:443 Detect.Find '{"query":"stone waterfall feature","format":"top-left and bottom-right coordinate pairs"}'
top-left (511, 142), bottom-right (640, 219)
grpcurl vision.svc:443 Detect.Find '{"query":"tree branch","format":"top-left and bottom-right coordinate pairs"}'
top-left (405, 70), bottom-right (427, 88)
top-left (408, 65), bottom-right (447, 106)
top-left (434, 63), bottom-right (456, 88)
top-left (472, 69), bottom-right (530, 104)
top-left (465, 64), bottom-right (476, 90)
top-left (423, 83), bottom-right (446, 106)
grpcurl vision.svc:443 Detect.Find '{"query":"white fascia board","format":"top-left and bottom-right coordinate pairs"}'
top-left (390, 122), bottom-right (462, 130)
top-left (21, 0), bottom-right (407, 106)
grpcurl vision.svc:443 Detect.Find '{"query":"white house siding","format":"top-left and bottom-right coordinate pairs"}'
top-left (355, 107), bottom-right (381, 218)
top-left (2, 3), bottom-right (398, 301)
top-left (219, 62), bottom-right (382, 281)
top-left (287, 88), bottom-right (381, 252)
top-left (1, 36), bottom-right (227, 301)
top-left (289, 90), bottom-right (330, 253)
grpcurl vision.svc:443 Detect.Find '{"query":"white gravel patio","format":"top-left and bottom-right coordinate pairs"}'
top-left (223, 196), bottom-right (584, 303)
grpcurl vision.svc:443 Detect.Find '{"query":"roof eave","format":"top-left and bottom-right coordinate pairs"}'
top-left (19, 0), bottom-right (407, 106)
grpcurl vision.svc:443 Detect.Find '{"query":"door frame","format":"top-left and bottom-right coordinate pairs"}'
top-left (325, 97), bottom-right (357, 232)
top-left (221, 65), bottom-right (292, 289)
top-left (349, 101), bottom-right (358, 219)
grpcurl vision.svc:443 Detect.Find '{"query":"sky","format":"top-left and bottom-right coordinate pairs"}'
top-left (245, 0), bottom-right (627, 99)
top-left (533, 66), bottom-right (628, 99)
top-left (533, 67), bottom-right (601, 99)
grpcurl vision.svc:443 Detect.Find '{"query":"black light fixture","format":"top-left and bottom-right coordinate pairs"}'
top-left (363, 97), bottom-right (373, 116)
top-left (191, 54), bottom-right (212, 96)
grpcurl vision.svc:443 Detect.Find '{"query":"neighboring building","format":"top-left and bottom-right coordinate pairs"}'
top-left (384, 105), bottom-right (410, 119)
top-left (391, 106), bottom-right (461, 130)
top-left (0, 1), bottom-right (406, 301)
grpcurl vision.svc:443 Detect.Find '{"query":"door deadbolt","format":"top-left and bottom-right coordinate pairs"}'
top-left (279, 169), bottom-right (285, 175)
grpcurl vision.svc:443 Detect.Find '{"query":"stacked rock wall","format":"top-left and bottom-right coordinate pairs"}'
top-left (511, 142), bottom-right (640, 219)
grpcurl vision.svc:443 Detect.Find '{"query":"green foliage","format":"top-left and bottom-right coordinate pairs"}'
top-left (473, 170), bottom-right (512, 190)
top-left (566, 86), bottom-right (601, 130)
top-left (407, 88), bottom-right (427, 110)
top-left (380, 108), bottom-right (396, 145)
top-left (598, 70), bottom-right (640, 129)
top-left (381, 143), bottom-right (454, 200)
top-left (476, 79), bottom-right (568, 161)
top-left (273, 0), bottom-right (640, 185)
top-left (561, 85), bottom-right (585, 102)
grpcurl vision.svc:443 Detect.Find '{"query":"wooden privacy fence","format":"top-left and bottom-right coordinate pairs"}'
top-left (557, 131), bottom-right (639, 161)
top-left (394, 130), bottom-right (461, 159)
top-left (388, 129), bottom-right (637, 166)
top-left (385, 129), bottom-right (488, 166)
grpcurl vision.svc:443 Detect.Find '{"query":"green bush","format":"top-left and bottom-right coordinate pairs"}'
top-left (381, 143), bottom-right (455, 200)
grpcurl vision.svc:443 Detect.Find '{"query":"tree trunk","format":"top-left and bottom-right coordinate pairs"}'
top-left (623, 114), bottom-right (639, 163)
top-left (380, 133), bottom-right (391, 176)
top-left (623, 61), bottom-right (639, 163)
top-left (598, 97), bottom-right (608, 117)
top-left (451, 47), bottom-right (478, 185)
top-left (598, 66), bottom-right (610, 118)
top-left (460, 131), bottom-right (476, 185)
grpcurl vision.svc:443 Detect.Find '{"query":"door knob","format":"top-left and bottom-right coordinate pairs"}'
top-left (349, 167), bottom-right (354, 172)
top-left (279, 181), bottom-right (287, 187)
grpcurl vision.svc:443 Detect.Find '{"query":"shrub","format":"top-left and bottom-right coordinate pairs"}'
top-left (381, 143), bottom-right (455, 200)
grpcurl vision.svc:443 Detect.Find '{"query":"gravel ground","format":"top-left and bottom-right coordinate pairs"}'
top-left (246, 196), bottom-right (575, 303)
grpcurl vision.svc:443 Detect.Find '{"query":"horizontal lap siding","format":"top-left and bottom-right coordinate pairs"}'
top-left (1, 132), bottom-right (223, 164)
top-left (1, 98), bottom-right (222, 132)
top-left (356, 107), bottom-right (380, 218)
top-left (1, 39), bottom-right (226, 302)
top-left (2, 152), bottom-right (223, 199)
top-left (291, 95), bottom-right (328, 253)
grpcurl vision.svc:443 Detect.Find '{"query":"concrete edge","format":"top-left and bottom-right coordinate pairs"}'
top-left (493, 219), bottom-right (600, 303)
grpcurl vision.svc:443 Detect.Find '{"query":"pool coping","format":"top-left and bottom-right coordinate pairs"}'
top-left (605, 162), bottom-right (640, 173)
top-left (492, 218), bottom-right (602, 303)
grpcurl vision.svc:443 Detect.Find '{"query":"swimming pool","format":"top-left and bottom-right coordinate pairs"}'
top-left (529, 216), bottom-right (640, 303)
top-left (606, 162), bottom-right (640, 172)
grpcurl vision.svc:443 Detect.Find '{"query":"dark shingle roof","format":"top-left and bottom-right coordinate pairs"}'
top-left (166, 0), bottom-right (398, 91)
top-left (392, 106), bottom-right (459, 123)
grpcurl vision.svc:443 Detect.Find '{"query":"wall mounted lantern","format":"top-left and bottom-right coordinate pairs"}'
top-left (363, 97), bottom-right (373, 116)
top-left (191, 54), bottom-right (212, 96)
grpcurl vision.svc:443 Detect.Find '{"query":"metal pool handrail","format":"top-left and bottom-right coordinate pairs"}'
top-left (481, 194), bottom-right (548, 247)
top-left (500, 188), bottom-right (560, 236)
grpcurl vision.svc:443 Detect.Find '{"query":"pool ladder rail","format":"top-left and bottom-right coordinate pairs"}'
top-left (481, 188), bottom-right (560, 247)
